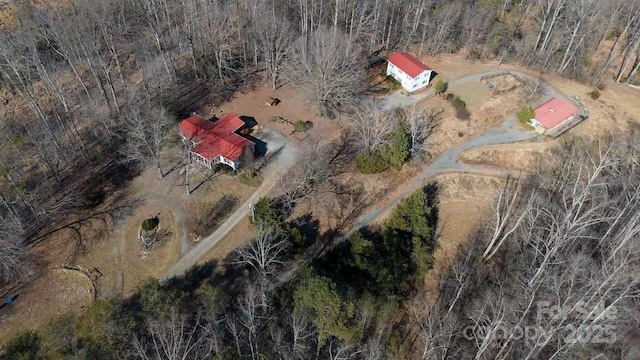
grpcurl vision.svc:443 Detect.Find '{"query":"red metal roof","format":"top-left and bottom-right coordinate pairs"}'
top-left (534, 98), bottom-right (578, 130)
top-left (387, 52), bottom-right (432, 78)
top-left (179, 114), bottom-right (254, 162)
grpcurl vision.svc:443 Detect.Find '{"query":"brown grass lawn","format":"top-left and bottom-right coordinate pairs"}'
top-left (0, 269), bottom-right (93, 342)
top-left (119, 205), bottom-right (180, 296)
top-left (421, 73), bottom-right (531, 159)
top-left (458, 141), bottom-right (556, 171)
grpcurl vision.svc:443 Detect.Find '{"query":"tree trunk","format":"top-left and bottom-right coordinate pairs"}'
top-left (625, 54), bottom-right (640, 84)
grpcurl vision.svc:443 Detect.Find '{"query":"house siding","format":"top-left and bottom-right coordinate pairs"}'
top-left (387, 62), bottom-right (432, 92)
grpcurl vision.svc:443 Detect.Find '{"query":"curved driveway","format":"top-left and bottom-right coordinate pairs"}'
top-left (347, 70), bottom-right (580, 236)
top-left (164, 70), bottom-right (579, 278)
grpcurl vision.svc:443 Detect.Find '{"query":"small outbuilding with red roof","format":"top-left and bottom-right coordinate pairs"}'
top-left (529, 97), bottom-right (579, 132)
top-left (179, 113), bottom-right (255, 170)
top-left (386, 52), bottom-right (436, 92)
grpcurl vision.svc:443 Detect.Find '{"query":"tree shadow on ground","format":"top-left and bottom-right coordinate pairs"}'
top-left (163, 79), bottom-right (235, 117)
top-left (209, 253), bottom-right (249, 300)
top-left (290, 213), bottom-right (320, 248)
top-left (151, 228), bottom-right (172, 250)
top-left (254, 145), bottom-right (283, 173)
top-left (188, 165), bottom-right (224, 194)
top-left (423, 182), bottom-right (440, 235)
top-left (29, 191), bottom-right (144, 265)
top-left (162, 260), bottom-right (219, 295)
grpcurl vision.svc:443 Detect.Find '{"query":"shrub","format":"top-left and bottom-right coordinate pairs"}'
top-left (356, 127), bottom-right (409, 174)
top-left (385, 75), bottom-right (402, 89)
top-left (434, 80), bottom-right (447, 95)
top-left (237, 171), bottom-right (262, 187)
top-left (468, 49), bottom-right (482, 60)
top-left (294, 120), bottom-right (306, 133)
top-left (589, 89), bottom-right (601, 100)
top-left (141, 217), bottom-right (159, 231)
top-left (597, 83), bottom-right (606, 91)
top-left (3, 331), bottom-right (40, 359)
top-left (356, 151), bottom-right (389, 174)
top-left (453, 97), bottom-right (466, 110)
top-left (517, 105), bottom-right (535, 125)
top-left (458, 132), bottom-right (464, 137)
top-left (445, 93), bottom-right (455, 102)
top-left (253, 197), bottom-right (281, 226)
top-left (380, 127), bottom-right (409, 170)
top-left (11, 135), bottom-right (24, 146)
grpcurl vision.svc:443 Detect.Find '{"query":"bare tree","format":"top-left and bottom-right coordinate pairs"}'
top-left (236, 282), bottom-right (262, 360)
top-left (233, 223), bottom-right (289, 281)
top-left (344, 98), bottom-right (397, 154)
top-left (122, 104), bottom-right (175, 179)
top-left (252, 2), bottom-right (295, 89)
top-left (402, 106), bottom-right (438, 156)
top-left (290, 312), bottom-right (315, 358)
top-left (132, 308), bottom-right (213, 360)
top-left (417, 136), bottom-right (640, 359)
top-left (278, 142), bottom-right (340, 206)
top-left (482, 176), bottom-right (529, 261)
top-left (0, 212), bottom-right (31, 282)
top-left (557, 0), bottom-right (597, 73)
top-left (285, 28), bottom-right (365, 117)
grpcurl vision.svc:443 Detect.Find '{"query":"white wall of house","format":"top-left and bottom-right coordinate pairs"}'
top-left (216, 155), bottom-right (238, 170)
top-left (189, 151), bottom-right (239, 170)
top-left (386, 62), bottom-right (433, 92)
top-left (190, 152), bottom-right (212, 169)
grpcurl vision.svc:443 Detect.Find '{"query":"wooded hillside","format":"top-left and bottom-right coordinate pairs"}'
top-left (1, 0), bottom-right (640, 358)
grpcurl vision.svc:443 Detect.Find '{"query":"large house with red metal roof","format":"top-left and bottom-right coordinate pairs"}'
top-left (529, 97), bottom-right (578, 132)
top-left (179, 113), bottom-right (254, 170)
top-left (386, 52), bottom-right (436, 92)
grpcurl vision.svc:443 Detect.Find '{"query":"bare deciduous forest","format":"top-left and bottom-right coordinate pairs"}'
top-left (1, 0), bottom-right (640, 358)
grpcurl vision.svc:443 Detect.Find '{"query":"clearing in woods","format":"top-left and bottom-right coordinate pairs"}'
top-left (3, 52), bottom-right (640, 343)
top-left (0, 80), bottom-right (331, 342)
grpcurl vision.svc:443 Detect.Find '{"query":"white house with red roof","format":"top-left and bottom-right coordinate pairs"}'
top-left (386, 52), bottom-right (435, 92)
top-left (529, 98), bottom-right (578, 132)
top-left (179, 113), bottom-right (254, 170)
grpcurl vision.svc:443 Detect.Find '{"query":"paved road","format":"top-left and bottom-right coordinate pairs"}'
top-left (162, 129), bottom-right (298, 280)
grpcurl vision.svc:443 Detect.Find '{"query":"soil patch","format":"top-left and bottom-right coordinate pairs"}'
top-left (208, 82), bottom-right (343, 145)
top-left (449, 80), bottom-right (490, 111)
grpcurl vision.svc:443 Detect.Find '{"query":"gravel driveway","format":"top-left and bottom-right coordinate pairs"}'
top-left (163, 127), bottom-right (298, 280)
top-left (347, 69), bottom-right (581, 237)
top-left (164, 70), bottom-right (584, 277)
